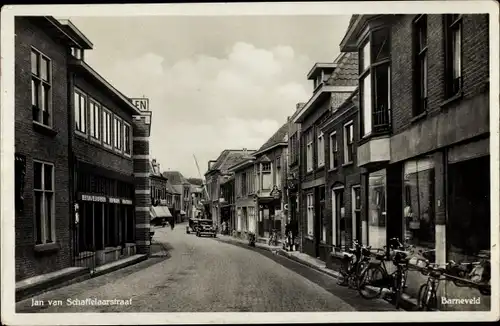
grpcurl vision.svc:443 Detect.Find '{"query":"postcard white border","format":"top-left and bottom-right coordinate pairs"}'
top-left (1, 1), bottom-right (499, 325)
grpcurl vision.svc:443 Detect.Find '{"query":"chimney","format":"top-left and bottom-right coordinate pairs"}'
top-left (296, 102), bottom-right (306, 111)
top-left (157, 163), bottom-right (161, 173)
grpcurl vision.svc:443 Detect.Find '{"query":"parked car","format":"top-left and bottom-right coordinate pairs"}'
top-left (186, 218), bottom-right (201, 234)
top-left (196, 219), bottom-right (217, 238)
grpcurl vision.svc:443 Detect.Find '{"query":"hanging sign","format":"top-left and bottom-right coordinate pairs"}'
top-left (108, 197), bottom-right (121, 204)
top-left (122, 199), bottom-right (133, 205)
top-left (131, 98), bottom-right (149, 112)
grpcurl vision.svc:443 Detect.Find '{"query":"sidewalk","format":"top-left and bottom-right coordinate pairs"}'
top-left (215, 234), bottom-right (418, 311)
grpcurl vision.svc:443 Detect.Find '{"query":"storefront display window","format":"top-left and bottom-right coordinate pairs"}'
top-left (368, 169), bottom-right (386, 249)
top-left (403, 156), bottom-right (435, 256)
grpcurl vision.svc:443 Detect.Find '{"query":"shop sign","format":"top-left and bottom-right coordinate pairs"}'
top-left (131, 98), bottom-right (149, 112)
top-left (270, 185), bottom-right (281, 199)
top-left (81, 194), bottom-right (107, 202)
top-left (109, 197), bottom-right (121, 204)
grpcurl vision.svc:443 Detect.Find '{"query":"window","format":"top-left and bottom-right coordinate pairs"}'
top-left (317, 131), bottom-right (325, 167)
top-left (34, 161), bottom-right (55, 244)
top-left (89, 100), bottom-right (100, 140)
top-left (123, 122), bottom-right (131, 156)
top-left (290, 134), bottom-right (298, 164)
top-left (368, 169), bottom-right (387, 249)
top-left (403, 157), bottom-right (435, 259)
top-left (330, 132), bottom-right (339, 169)
top-left (276, 157), bottom-right (281, 188)
top-left (344, 122), bottom-right (354, 163)
top-left (306, 130), bottom-right (313, 172)
top-left (71, 47), bottom-right (84, 60)
top-left (102, 108), bottom-right (112, 147)
top-left (351, 186), bottom-right (362, 244)
top-left (444, 14), bottom-right (463, 97)
top-left (74, 90), bottom-right (87, 134)
top-left (332, 187), bottom-right (345, 247)
top-left (359, 28), bottom-right (391, 136)
top-left (414, 15), bottom-right (428, 115)
top-left (261, 163), bottom-right (272, 190)
top-left (254, 164), bottom-right (259, 192)
top-left (307, 194), bottom-right (314, 237)
top-left (114, 116), bottom-right (122, 151)
top-left (31, 49), bottom-right (52, 127)
top-left (319, 186), bottom-right (326, 243)
top-left (241, 172), bottom-right (247, 195)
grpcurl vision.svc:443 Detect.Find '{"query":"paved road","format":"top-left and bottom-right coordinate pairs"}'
top-left (16, 223), bottom-right (397, 313)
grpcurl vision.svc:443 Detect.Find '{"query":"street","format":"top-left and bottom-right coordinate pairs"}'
top-left (16, 223), bottom-right (397, 313)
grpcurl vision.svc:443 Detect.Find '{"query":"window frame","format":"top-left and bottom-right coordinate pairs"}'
top-left (113, 115), bottom-right (123, 153)
top-left (413, 14), bottom-right (428, 116)
top-left (444, 14), bottom-right (463, 98)
top-left (102, 106), bottom-right (113, 149)
top-left (275, 156), bottom-right (281, 188)
top-left (306, 130), bottom-right (314, 172)
top-left (343, 121), bottom-right (354, 164)
top-left (74, 89), bottom-right (88, 136)
top-left (33, 160), bottom-right (56, 244)
top-left (317, 131), bottom-right (325, 168)
top-left (31, 47), bottom-right (53, 128)
top-left (123, 121), bottom-right (132, 157)
top-left (329, 131), bottom-right (338, 170)
top-left (306, 193), bottom-right (314, 237)
top-left (261, 162), bottom-right (272, 190)
top-left (358, 27), bottom-right (392, 138)
top-left (89, 98), bottom-right (101, 142)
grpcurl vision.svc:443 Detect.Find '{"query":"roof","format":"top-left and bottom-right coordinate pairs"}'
top-left (165, 179), bottom-right (178, 194)
top-left (162, 171), bottom-right (189, 185)
top-left (205, 149), bottom-right (256, 175)
top-left (57, 19), bottom-right (93, 49)
top-left (327, 52), bottom-right (358, 87)
top-left (253, 122), bottom-right (289, 156)
top-left (171, 184), bottom-right (184, 195)
top-left (307, 63), bottom-right (338, 80)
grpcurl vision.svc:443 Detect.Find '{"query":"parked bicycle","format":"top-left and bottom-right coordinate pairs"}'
top-left (415, 260), bottom-right (450, 311)
top-left (268, 229), bottom-right (280, 246)
top-left (336, 240), bottom-right (372, 289)
top-left (358, 238), bottom-right (414, 309)
top-left (248, 232), bottom-right (256, 247)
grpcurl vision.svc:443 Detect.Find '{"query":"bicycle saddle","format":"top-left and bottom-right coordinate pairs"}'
top-left (343, 252), bottom-right (355, 259)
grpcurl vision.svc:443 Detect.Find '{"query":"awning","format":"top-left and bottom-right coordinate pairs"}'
top-left (150, 205), bottom-right (172, 218)
top-left (180, 210), bottom-right (186, 215)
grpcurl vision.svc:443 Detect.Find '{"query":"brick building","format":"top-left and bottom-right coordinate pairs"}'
top-left (204, 149), bottom-right (254, 226)
top-left (340, 14), bottom-right (490, 310)
top-left (293, 54), bottom-right (357, 260)
top-left (14, 16), bottom-right (91, 281)
top-left (219, 175), bottom-right (235, 233)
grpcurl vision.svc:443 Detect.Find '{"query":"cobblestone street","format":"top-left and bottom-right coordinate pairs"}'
top-left (16, 223), bottom-right (397, 313)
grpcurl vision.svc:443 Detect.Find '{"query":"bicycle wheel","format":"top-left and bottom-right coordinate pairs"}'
top-left (417, 283), bottom-right (437, 311)
top-left (352, 260), bottom-right (369, 290)
top-left (337, 258), bottom-right (350, 286)
top-left (392, 271), bottom-right (403, 309)
top-left (358, 265), bottom-right (385, 299)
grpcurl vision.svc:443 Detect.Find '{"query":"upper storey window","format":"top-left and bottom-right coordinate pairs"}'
top-left (359, 27), bottom-right (391, 137)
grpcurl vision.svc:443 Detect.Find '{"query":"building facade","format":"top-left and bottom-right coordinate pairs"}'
top-left (14, 16), bottom-right (90, 281)
top-left (219, 175), bottom-right (236, 233)
top-left (251, 124), bottom-right (289, 240)
top-left (293, 54), bottom-right (358, 259)
top-left (340, 14), bottom-right (490, 310)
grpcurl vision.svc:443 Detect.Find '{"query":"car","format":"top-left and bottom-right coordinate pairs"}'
top-left (195, 219), bottom-right (217, 238)
top-left (186, 218), bottom-right (201, 234)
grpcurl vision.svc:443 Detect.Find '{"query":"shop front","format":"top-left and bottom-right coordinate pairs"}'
top-left (73, 166), bottom-right (136, 270)
top-left (256, 196), bottom-right (282, 239)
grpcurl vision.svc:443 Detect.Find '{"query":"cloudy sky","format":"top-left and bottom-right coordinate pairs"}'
top-left (67, 15), bottom-right (351, 178)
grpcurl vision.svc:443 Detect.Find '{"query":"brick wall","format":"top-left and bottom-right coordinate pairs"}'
top-left (391, 14), bottom-right (489, 134)
top-left (15, 17), bottom-right (72, 281)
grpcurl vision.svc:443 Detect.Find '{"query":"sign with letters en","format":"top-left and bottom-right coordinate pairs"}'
top-left (131, 98), bottom-right (149, 112)
top-left (122, 199), bottom-right (133, 205)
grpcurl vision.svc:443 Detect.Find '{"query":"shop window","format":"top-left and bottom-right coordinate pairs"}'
top-left (307, 193), bottom-right (314, 237)
top-left (368, 169), bottom-right (387, 249)
top-left (447, 156), bottom-right (490, 264)
top-left (34, 161), bottom-right (55, 244)
top-left (403, 156), bottom-right (435, 257)
top-left (31, 48), bottom-right (52, 127)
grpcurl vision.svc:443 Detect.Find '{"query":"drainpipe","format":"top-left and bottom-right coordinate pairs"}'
top-left (67, 57), bottom-right (76, 264)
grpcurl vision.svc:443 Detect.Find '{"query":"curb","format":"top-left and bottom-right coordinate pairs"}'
top-left (92, 254), bottom-right (148, 278)
top-left (216, 236), bottom-right (419, 311)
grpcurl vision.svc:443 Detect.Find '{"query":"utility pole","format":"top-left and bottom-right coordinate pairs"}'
top-left (193, 154), bottom-right (210, 200)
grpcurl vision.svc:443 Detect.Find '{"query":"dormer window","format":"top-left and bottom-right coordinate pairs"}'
top-left (71, 47), bottom-right (84, 60)
top-left (314, 71), bottom-right (325, 89)
top-left (359, 27), bottom-right (391, 137)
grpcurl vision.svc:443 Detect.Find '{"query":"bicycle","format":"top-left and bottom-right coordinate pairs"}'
top-left (268, 229), bottom-right (280, 246)
top-left (415, 260), bottom-right (450, 311)
top-left (358, 238), bottom-right (414, 309)
top-left (336, 240), bottom-right (372, 289)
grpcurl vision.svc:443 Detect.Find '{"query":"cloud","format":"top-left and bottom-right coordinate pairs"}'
top-left (85, 42), bottom-right (313, 177)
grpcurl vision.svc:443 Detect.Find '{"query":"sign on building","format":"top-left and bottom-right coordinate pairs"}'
top-left (131, 98), bottom-right (149, 112)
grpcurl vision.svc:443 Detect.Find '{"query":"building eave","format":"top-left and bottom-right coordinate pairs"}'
top-left (307, 63), bottom-right (338, 80)
top-left (293, 86), bottom-right (358, 123)
top-left (69, 59), bottom-right (142, 116)
top-left (228, 158), bottom-right (255, 173)
top-left (253, 142), bottom-right (288, 157)
top-left (57, 19), bottom-right (94, 49)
